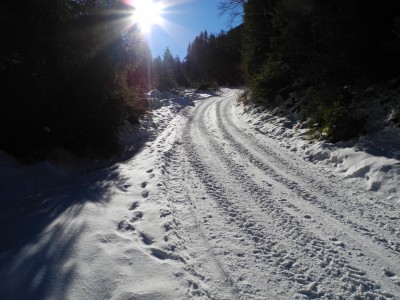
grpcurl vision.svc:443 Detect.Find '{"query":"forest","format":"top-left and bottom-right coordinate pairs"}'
top-left (1, 0), bottom-right (400, 161)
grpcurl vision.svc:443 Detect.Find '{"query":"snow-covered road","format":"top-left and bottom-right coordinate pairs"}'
top-left (1, 89), bottom-right (400, 299)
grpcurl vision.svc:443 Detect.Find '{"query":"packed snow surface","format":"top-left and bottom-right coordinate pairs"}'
top-left (1, 89), bottom-right (400, 299)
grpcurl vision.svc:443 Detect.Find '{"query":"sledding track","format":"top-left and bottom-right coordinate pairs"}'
top-left (157, 89), bottom-right (400, 299)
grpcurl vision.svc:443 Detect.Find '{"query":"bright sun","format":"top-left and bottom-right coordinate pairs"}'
top-left (131, 0), bottom-right (164, 32)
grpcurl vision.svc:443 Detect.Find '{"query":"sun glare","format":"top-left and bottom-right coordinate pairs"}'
top-left (130, 0), bottom-right (164, 32)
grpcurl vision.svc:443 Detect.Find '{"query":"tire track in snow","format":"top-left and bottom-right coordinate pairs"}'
top-left (216, 94), bottom-right (400, 258)
top-left (225, 97), bottom-right (400, 254)
top-left (184, 95), bottom-right (330, 297)
top-left (153, 100), bottom-right (241, 299)
top-left (177, 91), bottom-right (398, 298)
top-left (214, 94), bottom-right (400, 296)
top-left (182, 97), bottom-right (279, 299)
top-left (217, 102), bottom-right (394, 296)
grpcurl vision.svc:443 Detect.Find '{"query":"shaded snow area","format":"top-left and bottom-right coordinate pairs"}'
top-left (1, 89), bottom-right (400, 299)
top-left (0, 89), bottom-right (211, 204)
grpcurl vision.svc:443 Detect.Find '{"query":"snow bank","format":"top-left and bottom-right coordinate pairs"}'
top-left (119, 89), bottom-right (212, 151)
top-left (237, 103), bottom-right (400, 200)
top-left (0, 150), bottom-right (76, 203)
top-left (154, 89), bottom-right (214, 107)
top-left (146, 89), bottom-right (201, 109)
top-left (304, 129), bottom-right (400, 196)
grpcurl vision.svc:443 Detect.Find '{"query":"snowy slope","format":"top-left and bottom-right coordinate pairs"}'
top-left (1, 89), bottom-right (399, 299)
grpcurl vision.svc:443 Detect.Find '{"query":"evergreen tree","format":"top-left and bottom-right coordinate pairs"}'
top-left (153, 47), bottom-right (178, 91)
top-left (184, 28), bottom-right (243, 87)
top-left (222, 0), bottom-right (400, 140)
top-left (174, 56), bottom-right (190, 87)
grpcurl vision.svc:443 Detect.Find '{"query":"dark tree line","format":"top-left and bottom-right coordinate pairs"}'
top-left (185, 28), bottom-right (243, 86)
top-left (0, 0), bottom-right (152, 160)
top-left (221, 0), bottom-right (400, 141)
top-left (241, 0), bottom-right (400, 97)
top-left (151, 28), bottom-right (243, 91)
top-left (152, 47), bottom-right (189, 91)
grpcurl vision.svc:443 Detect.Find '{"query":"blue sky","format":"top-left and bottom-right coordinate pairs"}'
top-left (145, 0), bottom-right (242, 60)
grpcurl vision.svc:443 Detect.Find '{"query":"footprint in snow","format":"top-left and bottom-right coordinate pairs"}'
top-left (146, 169), bottom-right (155, 178)
top-left (140, 181), bottom-right (147, 188)
top-left (163, 223), bottom-right (172, 232)
top-left (160, 209), bottom-right (171, 218)
top-left (116, 184), bottom-right (131, 193)
top-left (150, 248), bottom-right (184, 262)
top-left (384, 270), bottom-right (397, 278)
top-left (130, 211), bottom-right (143, 222)
top-left (117, 220), bottom-right (135, 232)
top-left (129, 201), bottom-right (139, 211)
top-left (139, 232), bottom-right (154, 245)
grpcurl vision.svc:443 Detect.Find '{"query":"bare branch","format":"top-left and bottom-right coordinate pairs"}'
top-left (218, 0), bottom-right (246, 26)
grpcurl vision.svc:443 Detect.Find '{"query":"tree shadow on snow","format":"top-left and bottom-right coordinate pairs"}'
top-left (0, 165), bottom-right (126, 300)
